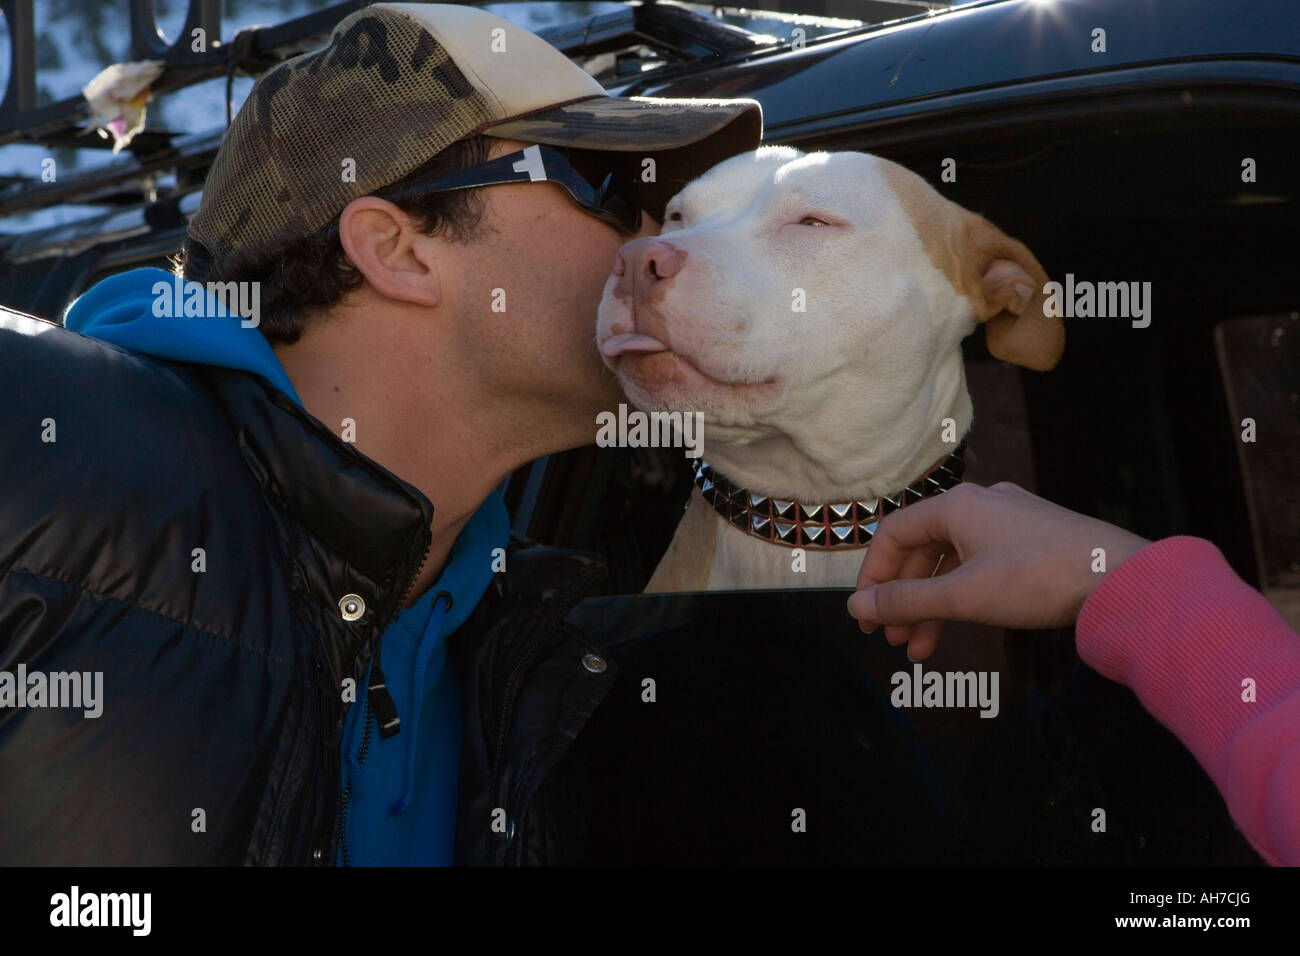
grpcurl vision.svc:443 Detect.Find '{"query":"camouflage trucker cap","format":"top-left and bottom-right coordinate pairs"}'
top-left (187, 2), bottom-right (763, 262)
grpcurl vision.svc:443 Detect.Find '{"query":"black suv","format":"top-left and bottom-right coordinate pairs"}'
top-left (2, 0), bottom-right (1296, 865)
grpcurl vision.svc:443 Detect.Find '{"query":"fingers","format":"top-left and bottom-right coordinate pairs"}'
top-left (851, 486), bottom-right (972, 630)
top-left (849, 574), bottom-right (944, 627)
top-left (903, 552), bottom-right (951, 660)
top-left (851, 479), bottom-right (1157, 638)
top-left (850, 485), bottom-right (981, 653)
top-left (852, 545), bottom-right (946, 633)
top-left (878, 544), bottom-right (946, 646)
top-left (855, 488), bottom-right (964, 591)
top-left (903, 618), bottom-right (946, 661)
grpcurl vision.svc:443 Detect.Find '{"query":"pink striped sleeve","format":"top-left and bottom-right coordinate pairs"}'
top-left (1075, 535), bottom-right (1300, 866)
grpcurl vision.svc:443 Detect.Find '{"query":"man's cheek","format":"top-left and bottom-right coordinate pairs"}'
top-left (598, 268), bottom-right (621, 301)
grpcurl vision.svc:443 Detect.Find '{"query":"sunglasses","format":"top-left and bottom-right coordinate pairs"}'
top-left (352, 143), bottom-right (643, 235)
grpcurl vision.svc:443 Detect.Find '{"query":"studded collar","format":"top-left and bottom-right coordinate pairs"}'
top-left (690, 440), bottom-right (966, 550)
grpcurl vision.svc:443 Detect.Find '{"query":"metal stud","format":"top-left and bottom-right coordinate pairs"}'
top-left (690, 452), bottom-right (960, 551)
top-left (338, 593), bottom-right (365, 622)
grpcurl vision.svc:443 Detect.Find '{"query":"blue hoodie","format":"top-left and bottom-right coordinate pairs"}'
top-left (65, 268), bottom-right (508, 865)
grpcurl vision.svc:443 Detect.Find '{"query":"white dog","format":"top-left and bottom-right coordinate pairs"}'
top-left (596, 146), bottom-right (1064, 591)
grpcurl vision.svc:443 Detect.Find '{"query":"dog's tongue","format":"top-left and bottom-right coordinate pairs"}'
top-left (600, 332), bottom-right (668, 358)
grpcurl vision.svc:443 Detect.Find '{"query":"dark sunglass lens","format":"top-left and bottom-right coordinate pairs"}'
top-left (566, 151), bottom-right (635, 226)
top-left (601, 190), bottom-right (639, 231)
top-left (598, 169), bottom-right (641, 231)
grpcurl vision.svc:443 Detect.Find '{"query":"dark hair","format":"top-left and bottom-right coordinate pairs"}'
top-left (172, 134), bottom-right (495, 346)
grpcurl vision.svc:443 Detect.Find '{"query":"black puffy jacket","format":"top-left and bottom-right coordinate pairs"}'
top-left (0, 311), bottom-right (617, 865)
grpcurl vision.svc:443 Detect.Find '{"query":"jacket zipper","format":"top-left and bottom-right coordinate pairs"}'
top-left (334, 525), bottom-right (432, 866)
top-left (489, 629), bottom-right (547, 866)
top-left (336, 696), bottom-right (373, 867)
top-left (489, 621), bottom-right (549, 794)
top-left (487, 571), bottom-right (601, 835)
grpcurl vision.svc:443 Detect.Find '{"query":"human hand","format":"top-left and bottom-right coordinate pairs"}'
top-left (846, 482), bottom-right (1151, 661)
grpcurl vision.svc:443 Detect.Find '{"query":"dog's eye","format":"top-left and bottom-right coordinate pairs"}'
top-left (667, 211), bottom-right (682, 222)
top-left (798, 216), bottom-right (829, 227)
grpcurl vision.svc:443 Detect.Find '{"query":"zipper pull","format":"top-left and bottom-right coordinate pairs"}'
top-left (368, 663), bottom-right (401, 738)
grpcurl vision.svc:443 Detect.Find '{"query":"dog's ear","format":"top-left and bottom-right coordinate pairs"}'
top-left (877, 157), bottom-right (1064, 371)
top-left (955, 212), bottom-right (1064, 371)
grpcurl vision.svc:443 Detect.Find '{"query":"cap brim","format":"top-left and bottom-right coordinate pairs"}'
top-left (479, 95), bottom-right (762, 221)
top-left (481, 94), bottom-right (761, 151)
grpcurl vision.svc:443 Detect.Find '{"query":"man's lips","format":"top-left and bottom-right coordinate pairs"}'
top-left (599, 332), bottom-right (668, 358)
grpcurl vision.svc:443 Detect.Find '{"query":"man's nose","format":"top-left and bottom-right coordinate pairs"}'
top-left (612, 238), bottom-right (688, 299)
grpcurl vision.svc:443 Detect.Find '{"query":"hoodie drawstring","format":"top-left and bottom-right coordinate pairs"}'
top-left (391, 592), bottom-right (452, 814)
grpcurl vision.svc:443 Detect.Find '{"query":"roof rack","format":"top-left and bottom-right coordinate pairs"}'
top-left (0, 0), bottom-right (783, 222)
top-left (725, 0), bottom-right (942, 20)
top-left (0, 0), bottom-right (366, 152)
top-left (0, 0), bottom-right (774, 153)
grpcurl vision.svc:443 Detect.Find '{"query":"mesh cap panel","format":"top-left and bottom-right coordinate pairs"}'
top-left (188, 5), bottom-right (496, 261)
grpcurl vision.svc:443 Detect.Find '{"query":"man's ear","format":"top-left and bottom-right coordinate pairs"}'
top-left (954, 211), bottom-right (1063, 371)
top-left (337, 196), bottom-right (441, 308)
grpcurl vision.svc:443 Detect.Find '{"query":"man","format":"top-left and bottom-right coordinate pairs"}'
top-left (0, 3), bottom-right (760, 865)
